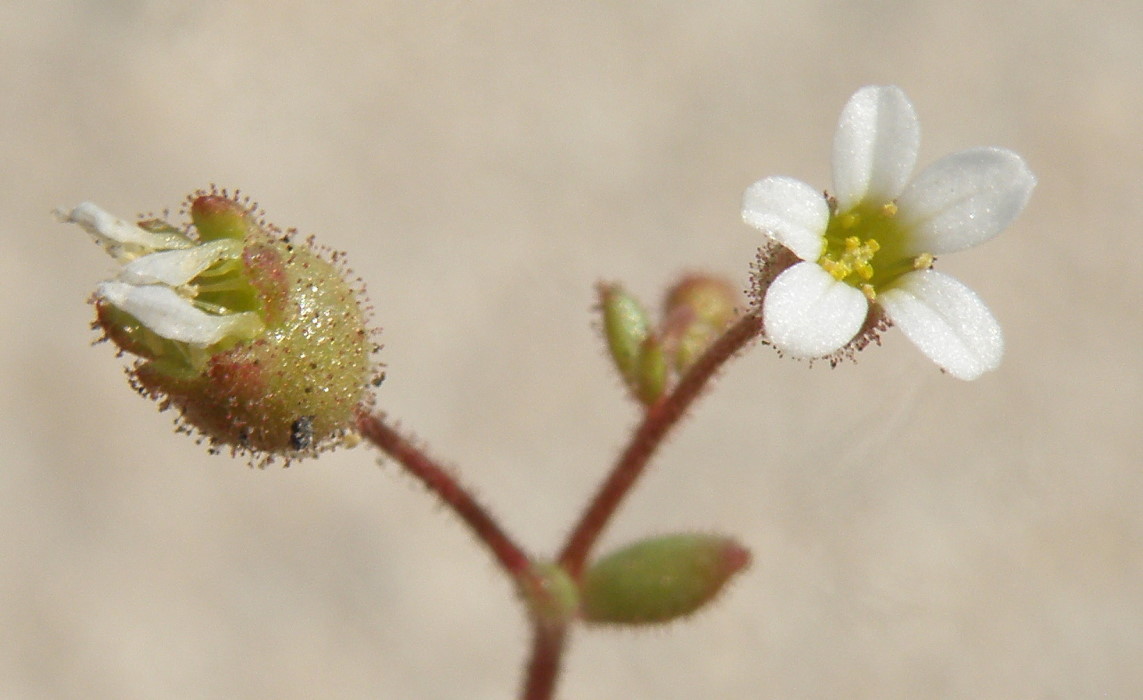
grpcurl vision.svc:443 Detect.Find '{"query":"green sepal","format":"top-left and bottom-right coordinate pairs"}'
top-left (634, 335), bottom-right (667, 405)
top-left (521, 561), bottom-right (579, 628)
top-left (190, 194), bottom-right (258, 241)
top-left (580, 533), bottom-right (750, 625)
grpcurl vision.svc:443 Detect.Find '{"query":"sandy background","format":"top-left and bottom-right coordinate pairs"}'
top-left (2, 2), bottom-right (1140, 698)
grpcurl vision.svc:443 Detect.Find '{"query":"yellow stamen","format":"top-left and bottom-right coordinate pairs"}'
top-left (818, 236), bottom-right (881, 284)
top-left (820, 258), bottom-right (850, 281)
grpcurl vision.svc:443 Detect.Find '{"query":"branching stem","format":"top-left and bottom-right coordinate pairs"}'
top-left (558, 311), bottom-right (764, 578)
top-left (356, 309), bottom-right (765, 700)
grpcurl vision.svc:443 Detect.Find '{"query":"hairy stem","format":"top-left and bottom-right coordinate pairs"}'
top-left (558, 311), bottom-right (764, 578)
top-left (354, 409), bottom-right (536, 582)
top-left (358, 309), bottom-right (764, 700)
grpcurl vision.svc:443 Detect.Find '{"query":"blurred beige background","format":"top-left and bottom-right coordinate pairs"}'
top-left (2, 2), bottom-right (1140, 698)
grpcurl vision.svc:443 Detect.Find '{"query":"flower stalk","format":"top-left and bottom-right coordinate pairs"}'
top-left (559, 311), bottom-right (764, 579)
top-left (353, 408), bottom-right (536, 582)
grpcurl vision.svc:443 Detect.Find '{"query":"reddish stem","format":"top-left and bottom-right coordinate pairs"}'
top-left (520, 623), bottom-right (568, 700)
top-left (354, 409), bottom-right (535, 582)
top-left (357, 309), bottom-right (765, 700)
top-left (558, 311), bottom-right (764, 578)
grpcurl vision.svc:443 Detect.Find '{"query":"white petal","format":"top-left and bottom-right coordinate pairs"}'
top-left (832, 85), bottom-right (920, 211)
top-left (56, 202), bottom-right (193, 261)
top-left (742, 176), bottom-right (829, 260)
top-left (896, 147), bottom-right (1036, 254)
top-left (762, 261), bottom-right (868, 358)
top-left (97, 281), bottom-right (263, 347)
top-left (878, 270), bottom-right (1002, 380)
top-left (119, 239), bottom-right (243, 286)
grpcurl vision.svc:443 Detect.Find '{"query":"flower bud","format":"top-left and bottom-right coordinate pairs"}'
top-left (58, 189), bottom-right (380, 464)
top-left (660, 275), bottom-right (739, 373)
top-left (580, 533), bottom-right (751, 625)
top-left (599, 283), bottom-right (650, 382)
top-left (598, 283), bottom-right (668, 404)
top-left (599, 277), bottom-right (740, 405)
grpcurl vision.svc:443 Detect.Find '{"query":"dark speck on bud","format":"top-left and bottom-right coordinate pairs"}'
top-left (290, 415), bottom-right (316, 451)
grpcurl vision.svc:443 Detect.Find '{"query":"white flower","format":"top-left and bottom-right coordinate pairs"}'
top-left (742, 85), bottom-right (1035, 379)
top-left (57, 202), bottom-right (263, 347)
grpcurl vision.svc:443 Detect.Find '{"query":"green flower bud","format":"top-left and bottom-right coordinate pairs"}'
top-left (600, 278), bottom-right (739, 405)
top-left (580, 533), bottom-right (750, 625)
top-left (599, 283), bottom-right (650, 382)
top-left (58, 189), bottom-right (380, 464)
top-left (598, 283), bottom-right (671, 405)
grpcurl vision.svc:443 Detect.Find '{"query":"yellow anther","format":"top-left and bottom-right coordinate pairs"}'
top-left (839, 212), bottom-right (860, 229)
top-left (882, 202), bottom-right (898, 217)
top-left (820, 232), bottom-right (883, 287)
top-left (820, 258), bottom-right (850, 280)
top-left (913, 252), bottom-right (935, 270)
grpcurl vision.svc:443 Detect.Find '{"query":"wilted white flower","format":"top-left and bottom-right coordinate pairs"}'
top-left (743, 85), bottom-right (1035, 379)
top-left (56, 201), bottom-right (263, 347)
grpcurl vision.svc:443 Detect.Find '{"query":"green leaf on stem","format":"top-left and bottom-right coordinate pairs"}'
top-left (580, 533), bottom-right (751, 625)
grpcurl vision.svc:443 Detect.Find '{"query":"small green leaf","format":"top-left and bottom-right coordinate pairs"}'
top-left (580, 533), bottom-right (751, 625)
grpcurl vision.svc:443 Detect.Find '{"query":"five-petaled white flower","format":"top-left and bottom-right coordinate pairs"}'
top-left (742, 85), bottom-right (1035, 379)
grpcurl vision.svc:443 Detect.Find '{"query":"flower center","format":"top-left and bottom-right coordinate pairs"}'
top-left (191, 253), bottom-right (262, 316)
top-left (817, 201), bottom-right (933, 300)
